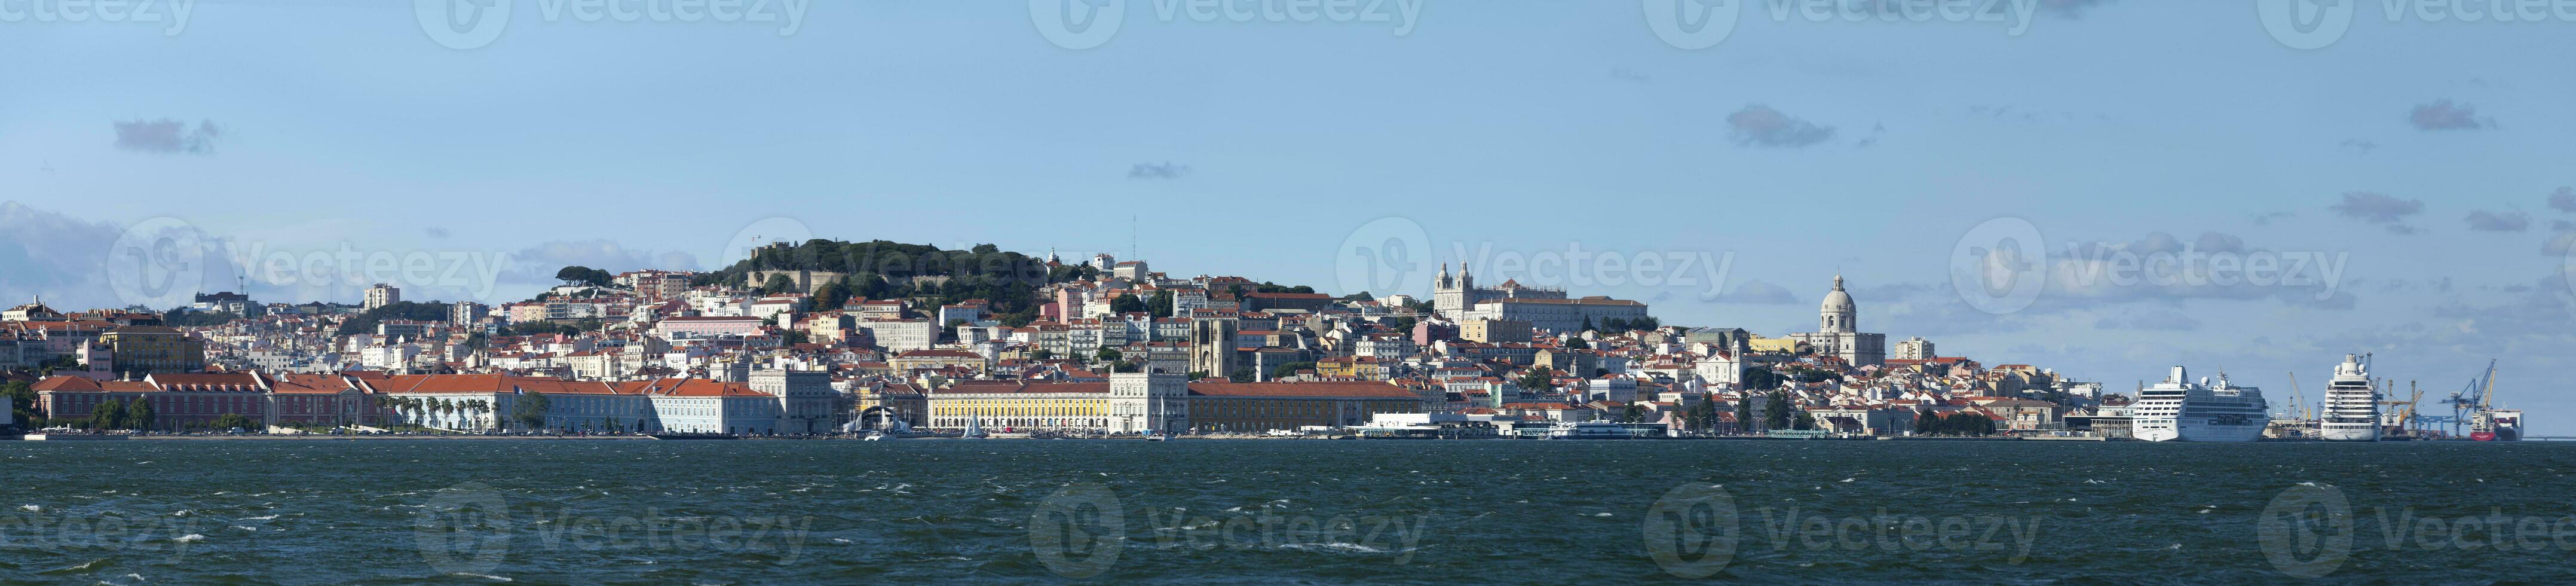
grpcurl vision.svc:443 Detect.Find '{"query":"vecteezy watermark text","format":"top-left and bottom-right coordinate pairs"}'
top-left (2060, 245), bottom-right (2351, 299)
top-left (1642, 483), bottom-right (2044, 578)
top-left (1949, 218), bottom-right (2354, 315)
top-left (2259, 0), bottom-right (2576, 49)
top-left (221, 240), bottom-right (515, 303)
top-left (0, 507), bottom-right (204, 558)
top-left (1029, 483), bottom-right (1432, 579)
top-left (1448, 242), bottom-right (1733, 301)
top-left (416, 0), bottom-right (811, 50)
top-left (2259, 483), bottom-right (2576, 578)
top-left (416, 483), bottom-right (811, 577)
top-left (1648, 0), bottom-right (2041, 50)
top-left (1330, 216), bottom-right (1733, 301)
top-left (1031, 0), bottom-right (1422, 50)
top-left (1750, 506), bottom-right (2045, 563)
top-left (0, 0), bottom-right (193, 35)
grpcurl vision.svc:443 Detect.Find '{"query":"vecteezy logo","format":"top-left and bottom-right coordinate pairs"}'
top-left (417, 0), bottom-right (514, 50)
top-left (1334, 216), bottom-right (1432, 300)
top-left (2560, 237), bottom-right (2576, 304)
top-left (106, 217), bottom-right (206, 310)
top-left (721, 217), bottom-right (816, 269)
top-left (2256, 483), bottom-right (2353, 578)
top-left (2256, 0), bottom-right (2354, 50)
top-left (1950, 217), bottom-right (2047, 315)
top-left (1643, 0), bottom-right (1739, 50)
top-left (1643, 484), bottom-right (1738, 578)
top-left (416, 482), bottom-right (513, 576)
top-left (1030, 483), bottom-right (1124, 578)
top-left (1031, 0), bottom-right (1125, 50)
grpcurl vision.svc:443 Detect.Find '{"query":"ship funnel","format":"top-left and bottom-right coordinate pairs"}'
top-left (2170, 366), bottom-right (2187, 383)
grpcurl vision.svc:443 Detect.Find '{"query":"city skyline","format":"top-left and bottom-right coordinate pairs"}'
top-left (7, 1), bottom-right (2574, 426)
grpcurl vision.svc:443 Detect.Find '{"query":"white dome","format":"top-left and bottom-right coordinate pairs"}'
top-left (1821, 275), bottom-right (1855, 313)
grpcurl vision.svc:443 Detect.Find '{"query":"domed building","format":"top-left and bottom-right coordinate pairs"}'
top-left (1788, 275), bottom-right (1886, 367)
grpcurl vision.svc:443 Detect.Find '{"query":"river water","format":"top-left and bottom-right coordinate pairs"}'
top-left (2, 439), bottom-right (2569, 583)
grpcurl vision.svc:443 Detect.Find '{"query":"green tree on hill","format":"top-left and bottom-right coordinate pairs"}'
top-left (1270, 361), bottom-right (1317, 380)
top-left (554, 266), bottom-right (615, 287)
top-left (1517, 368), bottom-right (1554, 393)
top-left (1148, 290), bottom-right (1175, 318)
top-left (335, 301), bottom-right (455, 335)
top-left (1110, 294), bottom-right (1147, 315)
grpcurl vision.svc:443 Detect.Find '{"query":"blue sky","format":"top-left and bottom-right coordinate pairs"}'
top-left (5, 1), bottom-right (2573, 428)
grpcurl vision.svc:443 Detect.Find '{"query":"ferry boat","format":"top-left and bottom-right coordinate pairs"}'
top-left (1543, 422), bottom-right (1633, 439)
top-left (2133, 366), bottom-right (2271, 442)
top-left (2318, 354), bottom-right (2381, 442)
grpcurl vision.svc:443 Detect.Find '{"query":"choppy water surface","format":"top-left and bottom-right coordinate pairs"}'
top-left (2, 439), bottom-right (2571, 583)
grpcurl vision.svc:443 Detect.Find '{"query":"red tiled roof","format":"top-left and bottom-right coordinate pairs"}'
top-left (1186, 381), bottom-right (1417, 399)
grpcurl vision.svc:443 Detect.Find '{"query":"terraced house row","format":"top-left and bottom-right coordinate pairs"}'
top-left (925, 371), bottom-right (1425, 434)
top-left (30, 370), bottom-right (840, 435)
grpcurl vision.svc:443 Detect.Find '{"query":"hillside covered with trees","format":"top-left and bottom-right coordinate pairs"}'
top-left (694, 240), bottom-right (1098, 326)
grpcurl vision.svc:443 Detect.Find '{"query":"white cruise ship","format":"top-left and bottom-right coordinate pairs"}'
top-left (2134, 366), bottom-right (2271, 442)
top-left (2318, 354), bottom-right (2380, 442)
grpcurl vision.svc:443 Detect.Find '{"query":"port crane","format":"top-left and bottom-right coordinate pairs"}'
top-left (2388, 381), bottom-right (2422, 438)
top-left (2284, 372), bottom-right (2307, 422)
top-left (2419, 359), bottom-right (2497, 438)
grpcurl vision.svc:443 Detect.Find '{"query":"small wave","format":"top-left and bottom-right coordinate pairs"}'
top-left (19, 505), bottom-right (39, 512)
top-left (1591, 512), bottom-right (1614, 517)
top-left (1279, 542), bottom-right (1395, 554)
top-left (172, 509), bottom-right (194, 517)
top-left (39, 558), bottom-right (111, 574)
top-left (173, 534), bottom-right (206, 543)
top-left (238, 515), bottom-right (279, 521)
top-left (452, 572), bottom-right (514, 582)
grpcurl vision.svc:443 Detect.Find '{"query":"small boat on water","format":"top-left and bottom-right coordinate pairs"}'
top-left (961, 417), bottom-right (988, 439)
top-left (853, 408), bottom-right (904, 441)
top-left (1545, 422), bottom-right (1634, 439)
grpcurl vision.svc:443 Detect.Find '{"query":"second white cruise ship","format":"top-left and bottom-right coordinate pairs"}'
top-left (2319, 354), bottom-right (2381, 442)
top-left (2134, 366), bottom-right (2271, 442)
